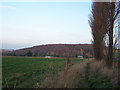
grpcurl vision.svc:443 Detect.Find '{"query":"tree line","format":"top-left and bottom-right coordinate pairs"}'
top-left (2, 49), bottom-right (94, 58)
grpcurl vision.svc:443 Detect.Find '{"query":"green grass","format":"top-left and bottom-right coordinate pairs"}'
top-left (77, 64), bottom-right (114, 88)
top-left (2, 56), bottom-right (84, 88)
top-left (77, 73), bottom-right (114, 88)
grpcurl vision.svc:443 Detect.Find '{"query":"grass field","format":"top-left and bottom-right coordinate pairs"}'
top-left (2, 56), bottom-right (84, 88)
top-left (2, 56), bottom-right (116, 88)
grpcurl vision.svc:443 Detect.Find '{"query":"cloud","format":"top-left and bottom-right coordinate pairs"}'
top-left (0, 6), bottom-right (16, 10)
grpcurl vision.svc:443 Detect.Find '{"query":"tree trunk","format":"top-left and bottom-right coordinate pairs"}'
top-left (108, 21), bottom-right (113, 68)
top-left (107, 2), bottom-right (115, 68)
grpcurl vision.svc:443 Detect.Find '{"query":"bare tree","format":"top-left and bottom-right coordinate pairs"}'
top-left (107, 1), bottom-right (120, 68)
top-left (89, 2), bottom-right (109, 60)
top-left (89, 1), bottom-right (120, 68)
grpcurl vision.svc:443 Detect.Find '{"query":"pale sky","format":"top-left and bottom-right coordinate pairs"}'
top-left (1, 2), bottom-right (92, 50)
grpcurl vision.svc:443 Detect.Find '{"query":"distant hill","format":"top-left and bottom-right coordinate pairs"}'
top-left (14, 44), bottom-right (93, 58)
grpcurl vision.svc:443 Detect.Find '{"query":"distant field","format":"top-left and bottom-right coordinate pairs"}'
top-left (2, 56), bottom-right (84, 88)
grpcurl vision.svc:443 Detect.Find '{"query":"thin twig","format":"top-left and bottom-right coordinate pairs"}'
top-left (14, 79), bottom-right (17, 88)
top-left (4, 77), bottom-right (9, 88)
top-left (32, 72), bottom-right (36, 88)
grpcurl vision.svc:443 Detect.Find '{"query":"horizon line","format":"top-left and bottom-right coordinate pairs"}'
top-left (2, 43), bottom-right (92, 50)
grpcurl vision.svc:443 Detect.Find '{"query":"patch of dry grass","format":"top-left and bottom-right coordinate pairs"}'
top-left (40, 59), bottom-right (119, 88)
top-left (40, 60), bottom-right (89, 88)
top-left (90, 60), bottom-right (120, 87)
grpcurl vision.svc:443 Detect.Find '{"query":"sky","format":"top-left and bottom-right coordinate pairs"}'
top-left (1, 1), bottom-right (92, 50)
